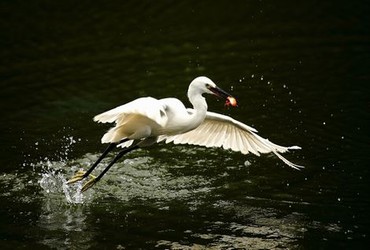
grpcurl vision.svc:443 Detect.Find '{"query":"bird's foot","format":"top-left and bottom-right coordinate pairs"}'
top-left (81, 176), bottom-right (98, 192)
top-left (67, 170), bottom-right (98, 192)
top-left (66, 170), bottom-right (87, 184)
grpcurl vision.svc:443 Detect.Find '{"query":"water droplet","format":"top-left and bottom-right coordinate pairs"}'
top-left (338, 198), bottom-right (341, 202)
top-left (244, 160), bottom-right (251, 167)
top-left (260, 76), bottom-right (264, 81)
top-left (323, 122), bottom-right (326, 125)
top-left (251, 74), bottom-right (254, 78)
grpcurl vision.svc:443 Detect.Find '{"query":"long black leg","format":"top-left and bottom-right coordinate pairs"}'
top-left (67, 138), bottom-right (130, 184)
top-left (81, 144), bottom-right (139, 192)
top-left (83, 138), bottom-right (130, 177)
top-left (96, 145), bottom-right (139, 182)
top-left (82, 142), bottom-right (117, 178)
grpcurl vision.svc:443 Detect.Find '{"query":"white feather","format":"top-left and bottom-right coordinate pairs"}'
top-left (94, 97), bottom-right (168, 127)
top-left (157, 111), bottom-right (303, 169)
top-left (93, 77), bottom-right (303, 169)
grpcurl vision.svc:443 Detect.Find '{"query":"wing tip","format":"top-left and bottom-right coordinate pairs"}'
top-left (273, 151), bottom-right (304, 170)
top-left (93, 114), bottom-right (114, 123)
top-left (93, 116), bottom-right (100, 122)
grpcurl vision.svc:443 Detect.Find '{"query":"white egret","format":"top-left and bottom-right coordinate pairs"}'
top-left (68, 76), bottom-right (303, 192)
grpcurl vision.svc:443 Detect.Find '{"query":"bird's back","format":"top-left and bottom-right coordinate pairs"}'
top-left (94, 97), bottom-right (168, 127)
top-left (158, 97), bottom-right (197, 135)
top-left (94, 97), bottom-right (169, 143)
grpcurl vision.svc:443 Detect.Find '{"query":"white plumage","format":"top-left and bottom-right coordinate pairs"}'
top-left (94, 76), bottom-right (303, 169)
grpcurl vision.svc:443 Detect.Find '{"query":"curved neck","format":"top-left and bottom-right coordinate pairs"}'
top-left (187, 88), bottom-right (208, 127)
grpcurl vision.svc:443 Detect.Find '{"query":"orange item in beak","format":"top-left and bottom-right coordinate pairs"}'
top-left (226, 96), bottom-right (237, 107)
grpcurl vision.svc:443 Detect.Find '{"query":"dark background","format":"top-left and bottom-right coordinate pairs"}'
top-left (0, 1), bottom-right (369, 249)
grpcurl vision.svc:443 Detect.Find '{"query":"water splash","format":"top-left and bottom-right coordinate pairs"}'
top-left (32, 135), bottom-right (90, 204)
top-left (35, 148), bottom-right (215, 205)
top-left (38, 167), bottom-right (86, 204)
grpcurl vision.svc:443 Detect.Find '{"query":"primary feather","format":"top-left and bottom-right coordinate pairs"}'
top-left (157, 111), bottom-right (303, 170)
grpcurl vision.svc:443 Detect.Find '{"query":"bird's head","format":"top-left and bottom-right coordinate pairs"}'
top-left (189, 76), bottom-right (237, 107)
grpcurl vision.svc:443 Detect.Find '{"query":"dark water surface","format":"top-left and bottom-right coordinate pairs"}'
top-left (1, 1), bottom-right (369, 249)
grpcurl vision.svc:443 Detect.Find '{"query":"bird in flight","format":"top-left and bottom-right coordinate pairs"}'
top-left (67, 76), bottom-right (303, 192)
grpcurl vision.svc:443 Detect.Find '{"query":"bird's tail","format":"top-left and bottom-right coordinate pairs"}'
top-left (101, 126), bottom-right (128, 144)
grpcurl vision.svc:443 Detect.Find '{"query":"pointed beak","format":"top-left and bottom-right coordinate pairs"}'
top-left (208, 86), bottom-right (238, 107)
top-left (209, 86), bottom-right (232, 98)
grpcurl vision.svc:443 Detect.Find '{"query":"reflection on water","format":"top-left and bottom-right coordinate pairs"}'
top-left (157, 206), bottom-right (305, 249)
top-left (38, 197), bottom-right (93, 250)
top-left (37, 155), bottom-right (304, 249)
top-left (26, 148), bottom-right (329, 248)
top-left (39, 150), bottom-right (215, 204)
top-left (0, 142), bottom-right (354, 249)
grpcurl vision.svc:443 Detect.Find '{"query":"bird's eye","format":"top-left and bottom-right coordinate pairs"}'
top-left (205, 84), bottom-right (211, 89)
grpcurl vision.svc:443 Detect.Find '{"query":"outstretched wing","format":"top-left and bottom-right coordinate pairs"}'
top-left (94, 97), bottom-right (168, 127)
top-left (94, 97), bottom-right (168, 144)
top-left (157, 111), bottom-right (303, 170)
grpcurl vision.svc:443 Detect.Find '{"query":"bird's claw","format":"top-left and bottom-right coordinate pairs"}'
top-left (81, 177), bottom-right (97, 192)
top-left (67, 169), bottom-right (97, 192)
top-left (66, 170), bottom-right (86, 184)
